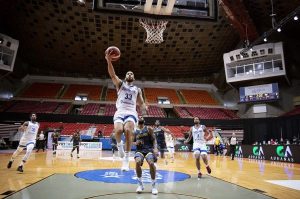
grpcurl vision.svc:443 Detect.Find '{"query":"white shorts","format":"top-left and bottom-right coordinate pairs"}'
top-left (193, 143), bottom-right (208, 155)
top-left (167, 146), bottom-right (175, 154)
top-left (113, 111), bottom-right (137, 125)
top-left (19, 140), bottom-right (36, 147)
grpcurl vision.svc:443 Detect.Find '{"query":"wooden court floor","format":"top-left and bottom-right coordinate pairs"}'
top-left (0, 150), bottom-right (299, 199)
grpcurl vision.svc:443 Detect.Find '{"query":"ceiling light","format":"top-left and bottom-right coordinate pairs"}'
top-left (277, 28), bottom-right (281, 32)
top-left (263, 38), bottom-right (267, 42)
top-left (294, 16), bottom-right (298, 21)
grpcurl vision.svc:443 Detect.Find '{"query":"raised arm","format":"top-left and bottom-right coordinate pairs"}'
top-left (184, 127), bottom-right (193, 144)
top-left (105, 52), bottom-right (122, 90)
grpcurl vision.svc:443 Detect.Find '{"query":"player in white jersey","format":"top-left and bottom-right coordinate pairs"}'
top-left (184, 117), bottom-right (213, 179)
top-left (106, 50), bottom-right (147, 171)
top-left (7, 113), bottom-right (40, 172)
top-left (165, 132), bottom-right (175, 163)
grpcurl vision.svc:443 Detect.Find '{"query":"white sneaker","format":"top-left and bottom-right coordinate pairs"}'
top-left (136, 184), bottom-right (144, 193)
top-left (121, 159), bottom-right (130, 171)
top-left (152, 187), bottom-right (158, 195)
top-left (117, 145), bottom-right (125, 158)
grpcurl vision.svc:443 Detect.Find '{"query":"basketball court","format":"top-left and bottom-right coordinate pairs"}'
top-left (0, 0), bottom-right (300, 199)
top-left (1, 150), bottom-right (299, 199)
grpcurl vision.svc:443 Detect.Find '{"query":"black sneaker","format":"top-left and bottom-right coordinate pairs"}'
top-left (17, 166), bottom-right (23, 172)
top-left (7, 161), bottom-right (13, 169)
top-left (198, 172), bottom-right (202, 179)
top-left (206, 166), bottom-right (211, 174)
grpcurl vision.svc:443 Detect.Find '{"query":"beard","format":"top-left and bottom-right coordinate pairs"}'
top-left (126, 78), bottom-right (133, 82)
top-left (194, 122), bottom-right (199, 125)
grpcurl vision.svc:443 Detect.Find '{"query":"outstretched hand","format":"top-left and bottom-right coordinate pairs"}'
top-left (105, 50), bottom-right (113, 62)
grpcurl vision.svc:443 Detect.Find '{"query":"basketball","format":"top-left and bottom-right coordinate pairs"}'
top-left (105, 46), bottom-right (121, 61)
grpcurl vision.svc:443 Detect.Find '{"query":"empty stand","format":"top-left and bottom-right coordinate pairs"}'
top-left (180, 89), bottom-right (218, 105)
top-left (39, 122), bottom-right (114, 136)
top-left (54, 103), bottom-right (72, 114)
top-left (175, 107), bottom-right (239, 119)
top-left (144, 88), bottom-right (180, 104)
top-left (146, 106), bottom-right (166, 117)
top-left (106, 89), bottom-right (117, 101)
top-left (7, 101), bottom-right (60, 113)
top-left (80, 103), bottom-right (102, 115)
top-left (20, 83), bottom-right (63, 98)
top-left (174, 106), bottom-right (192, 118)
top-left (62, 84), bottom-right (102, 100)
top-left (104, 104), bottom-right (117, 116)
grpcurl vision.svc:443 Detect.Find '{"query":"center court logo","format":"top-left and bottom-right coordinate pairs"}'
top-left (270, 146), bottom-right (294, 162)
top-left (248, 146), bottom-right (265, 160)
top-left (75, 169), bottom-right (190, 184)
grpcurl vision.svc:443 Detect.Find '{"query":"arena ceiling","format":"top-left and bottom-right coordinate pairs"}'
top-left (0, 0), bottom-right (299, 85)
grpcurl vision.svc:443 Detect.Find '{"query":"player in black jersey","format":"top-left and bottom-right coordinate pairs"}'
top-left (70, 130), bottom-right (81, 158)
top-left (110, 130), bottom-right (118, 158)
top-left (153, 120), bottom-right (171, 160)
top-left (133, 116), bottom-right (158, 195)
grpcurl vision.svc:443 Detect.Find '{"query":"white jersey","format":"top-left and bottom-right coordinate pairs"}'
top-left (19, 121), bottom-right (39, 145)
top-left (192, 125), bottom-right (206, 149)
top-left (165, 133), bottom-right (175, 148)
top-left (116, 82), bottom-right (139, 114)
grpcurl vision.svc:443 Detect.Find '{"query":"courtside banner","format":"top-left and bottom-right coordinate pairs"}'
top-left (57, 141), bottom-right (102, 151)
top-left (241, 145), bottom-right (300, 163)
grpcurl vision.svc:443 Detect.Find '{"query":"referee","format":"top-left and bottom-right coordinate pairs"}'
top-left (229, 133), bottom-right (237, 160)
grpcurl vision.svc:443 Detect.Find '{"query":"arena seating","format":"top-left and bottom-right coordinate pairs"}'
top-left (20, 83), bottom-right (63, 98)
top-left (104, 104), bottom-right (117, 116)
top-left (177, 107), bottom-right (239, 119)
top-left (62, 84), bottom-right (102, 100)
top-left (173, 106), bottom-right (192, 118)
top-left (146, 106), bottom-right (166, 117)
top-left (80, 103), bottom-right (102, 115)
top-left (106, 89), bottom-right (117, 101)
top-left (54, 103), bottom-right (72, 114)
top-left (40, 122), bottom-right (114, 136)
top-left (144, 88), bottom-right (180, 104)
top-left (6, 101), bottom-right (60, 113)
top-left (180, 89), bottom-right (218, 105)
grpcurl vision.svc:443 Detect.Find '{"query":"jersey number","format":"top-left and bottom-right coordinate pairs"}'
top-left (125, 93), bottom-right (132, 100)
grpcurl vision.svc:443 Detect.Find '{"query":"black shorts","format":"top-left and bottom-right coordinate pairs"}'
top-left (134, 151), bottom-right (157, 166)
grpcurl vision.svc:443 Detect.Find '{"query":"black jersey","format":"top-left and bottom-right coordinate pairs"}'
top-left (154, 127), bottom-right (166, 148)
top-left (71, 134), bottom-right (80, 146)
top-left (134, 126), bottom-right (154, 154)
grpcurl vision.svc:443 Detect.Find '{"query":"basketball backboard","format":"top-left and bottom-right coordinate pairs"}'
top-left (93, 0), bottom-right (218, 21)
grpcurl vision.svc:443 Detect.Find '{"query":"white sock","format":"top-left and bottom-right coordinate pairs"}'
top-left (124, 152), bottom-right (129, 160)
top-left (152, 179), bottom-right (157, 188)
top-left (20, 160), bottom-right (25, 166)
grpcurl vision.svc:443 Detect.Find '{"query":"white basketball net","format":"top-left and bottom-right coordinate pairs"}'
top-left (139, 18), bottom-right (168, 44)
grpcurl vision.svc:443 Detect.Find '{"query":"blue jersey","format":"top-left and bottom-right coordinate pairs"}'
top-left (134, 126), bottom-right (154, 154)
top-left (154, 127), bottom-right (166, 148)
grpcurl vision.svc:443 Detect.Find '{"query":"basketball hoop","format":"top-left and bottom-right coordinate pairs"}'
top-left (139, 18), bottom-right (168, 44)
